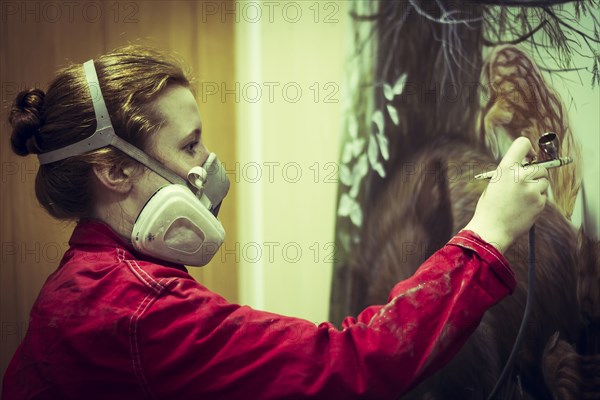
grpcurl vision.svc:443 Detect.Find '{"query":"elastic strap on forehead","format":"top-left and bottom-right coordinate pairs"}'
top-left (37, 60), bottom-right (186, 186)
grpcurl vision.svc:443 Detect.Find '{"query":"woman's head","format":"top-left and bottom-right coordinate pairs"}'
top-left (9, 45), bottom-right (194, 220)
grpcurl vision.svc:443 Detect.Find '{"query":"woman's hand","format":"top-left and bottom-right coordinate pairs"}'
top-left (464, 137), bottom-right (549, 253)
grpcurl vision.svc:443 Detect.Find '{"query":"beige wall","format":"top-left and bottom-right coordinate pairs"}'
top-left (234, 1), bottom-right (348, 322)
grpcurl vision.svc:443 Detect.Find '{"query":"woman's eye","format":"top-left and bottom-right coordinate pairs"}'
top-left (185, 141), bottom-right (199, 154)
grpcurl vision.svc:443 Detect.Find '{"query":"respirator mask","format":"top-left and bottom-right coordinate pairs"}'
top-left (37, 60), bottom-right (230, 266)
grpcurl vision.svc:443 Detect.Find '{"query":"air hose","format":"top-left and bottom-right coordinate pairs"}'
top-left (487, 225), bottom-right (536, 399)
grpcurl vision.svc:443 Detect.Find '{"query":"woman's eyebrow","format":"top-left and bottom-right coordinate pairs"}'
top-left (179, 128), bottom-right (201, 145)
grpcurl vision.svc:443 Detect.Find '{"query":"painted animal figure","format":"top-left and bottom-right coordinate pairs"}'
top-left (539, 229), bottom-right (600, 399)
top-left (349, 137), bottom-right (585, 399)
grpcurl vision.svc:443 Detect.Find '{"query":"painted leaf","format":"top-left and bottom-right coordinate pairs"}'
top-left (350, 205), bottom-right (363, 227)
top-left (338, 192), bottom-right (362, 227)
top-left (349, 177), bottom-right (362, 198)
top-left (349, 154), bottom-right (368, 198)
top-left (339, 164), bottom-right (352, 186)
top-left (338, 231), bottom-right (351, 252)
top-left (393, 73), bottom-right (407, 95)
top-left (337, 193), bottom-right (353, 216)
top-left (354, 153), bottom-right (368, 178)
top-left (367, 134), bottom-right (379, 168)
top-left (351, 137), bottom-right (365, 158)
top-left (387, 103), bottom-right (399, 125)
top-left (377, 132), bottom-right (390, 161)
top-left (372, 110), bottom-right (384, 135)
top-left (348, 115), bottom-right (358, 139)
top-left (373, 161), bottom-right (386, 178)
top-left (383, 83), bottom-right (394, 101)
top-left (341, 142), bottom-right (353, 163)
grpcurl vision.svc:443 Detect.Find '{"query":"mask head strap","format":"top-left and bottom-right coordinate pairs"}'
top-left (37, 60), bottom-right (186, 187)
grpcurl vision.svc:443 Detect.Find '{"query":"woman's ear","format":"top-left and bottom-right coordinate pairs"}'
top-left (92, 163), bottom-right (136, 194)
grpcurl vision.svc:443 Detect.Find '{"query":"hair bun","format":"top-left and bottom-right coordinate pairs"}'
top-left (9, 88), bottom-right (46, 156)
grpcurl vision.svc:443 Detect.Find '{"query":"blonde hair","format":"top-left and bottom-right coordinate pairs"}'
top-left (9, 45), bottom-right (191, 220)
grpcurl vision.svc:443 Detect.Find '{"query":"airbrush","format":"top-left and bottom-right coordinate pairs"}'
top-left (475, 132), bottom-right (573, 180)
top-left (485, 131), bottom-right (574, 400)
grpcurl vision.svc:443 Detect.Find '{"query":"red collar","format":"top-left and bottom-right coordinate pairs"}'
top-left (69, 220), bottom-right (187, 271)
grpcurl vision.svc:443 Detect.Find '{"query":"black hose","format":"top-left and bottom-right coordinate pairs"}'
top-left (487, 225), bottom-right (536, 399)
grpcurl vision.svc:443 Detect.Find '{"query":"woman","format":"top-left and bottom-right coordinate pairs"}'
top-left (3, 45), bottom-right (549, 399)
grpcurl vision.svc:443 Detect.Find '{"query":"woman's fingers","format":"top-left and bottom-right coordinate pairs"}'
top-left (523, 162), bottom-right (550, 180)
top-left (537, 176), bottom-right (550, 196)
top-left (499, 137), bottom-right (534, 169)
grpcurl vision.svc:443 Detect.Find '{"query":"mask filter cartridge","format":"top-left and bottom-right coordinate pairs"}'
top-left (132, 184), bottom-right (225, 266)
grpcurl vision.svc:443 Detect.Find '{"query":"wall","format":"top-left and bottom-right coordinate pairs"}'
top-left (234, 1), bottom-right (348, 322)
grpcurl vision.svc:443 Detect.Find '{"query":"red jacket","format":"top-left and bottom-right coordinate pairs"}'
top-left (3, 221), bottom-right (515, 399)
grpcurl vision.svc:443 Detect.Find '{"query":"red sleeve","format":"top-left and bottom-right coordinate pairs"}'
top-left (139, 230), bottom-right (515, 400)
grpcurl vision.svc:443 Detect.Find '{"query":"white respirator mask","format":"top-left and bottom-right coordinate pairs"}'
top-left (37, 60), bottom-right (230, 266)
